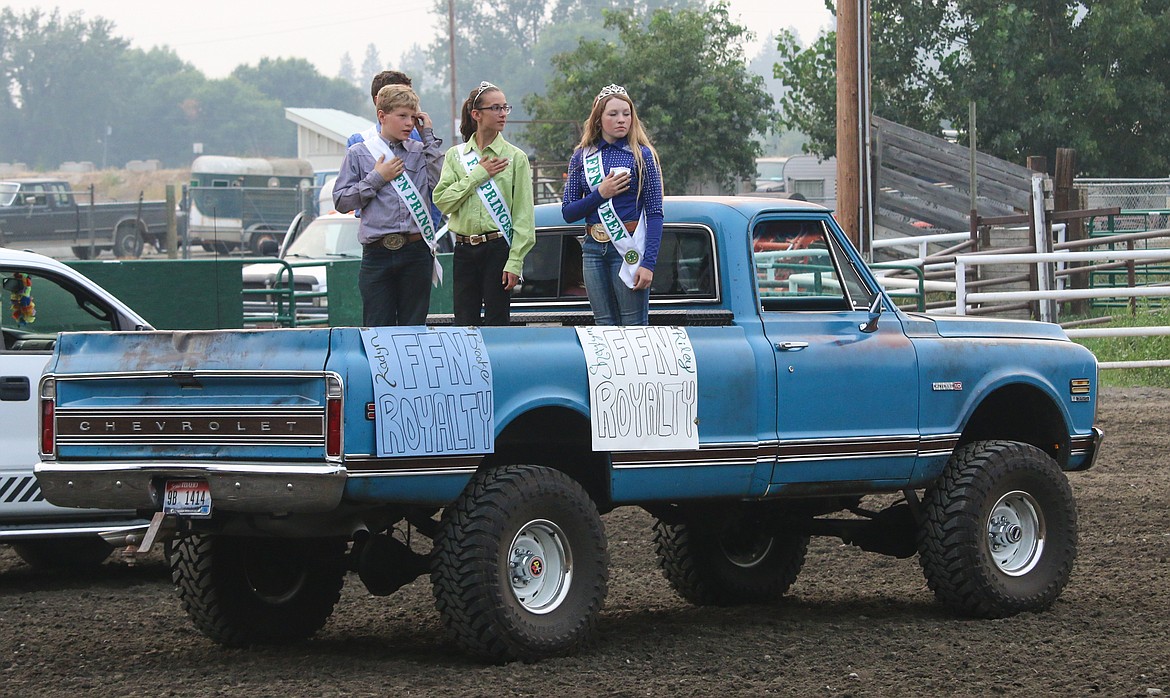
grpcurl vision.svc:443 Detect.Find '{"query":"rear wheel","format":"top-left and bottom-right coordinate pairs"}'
top-left (171, 534), bottom-right (347, 646)
top-left (917, 440), bottom-right (1078, 618)
top-left (654, 507), bottom-right (808, 606)
top-left (431, 465), bottom-right (608, 662)
top-left (12, 537), bottom-right (114, 571)
top-left (248, 230), bottom-right (280, 256)
top-left (113, 224), bottom-right (144, 258)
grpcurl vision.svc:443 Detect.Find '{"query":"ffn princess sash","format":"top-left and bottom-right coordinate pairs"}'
top-left (362, 131), bottom-right (443, 284)
top-left (459, 142), bottom-right (514, 246)
top-left (584, 147), bottom-right (645, 289)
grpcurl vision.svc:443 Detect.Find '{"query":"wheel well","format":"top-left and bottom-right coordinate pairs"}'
top-left (490, 406), bottom-right (611, 509)
top-left (959, 384), bottom-right (1070, 466)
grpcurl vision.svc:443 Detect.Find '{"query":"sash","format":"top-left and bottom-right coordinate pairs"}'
top-left (362, 131), bottom-right (444, 285)
top-left (460, 142), bottom-right (513, 246)
top-left (583, 147), bottom-right (645, 289)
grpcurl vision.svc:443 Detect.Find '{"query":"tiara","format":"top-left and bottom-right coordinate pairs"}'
top-left (474, 81), bottom-right (497, 104)
top-left (595, 84), bottom-right (628, 103)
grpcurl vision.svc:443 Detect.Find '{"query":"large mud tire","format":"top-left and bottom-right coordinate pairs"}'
top-left (12, 537), bottom-right (114, 571)
top-left (431, 465), bottom-right (608, 662)
top-left (654, 507), bottom-right (808, 606)
top-left (171, 534), bottom-right (347, 646)
top-left (917, 440), bottom-right (1078, 618)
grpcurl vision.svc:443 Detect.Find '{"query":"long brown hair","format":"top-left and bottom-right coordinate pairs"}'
top-left (460, 82), bottom-right (502, 143)
top-left (575, 90), bottom-right (661, 200)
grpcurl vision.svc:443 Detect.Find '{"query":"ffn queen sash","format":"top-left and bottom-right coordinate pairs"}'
top-left (362, 130), bottom-right (443, 284)
top-left (460, 142), bottom-right (514, 246)
top-left (583, 147), bottom-right (645, 289)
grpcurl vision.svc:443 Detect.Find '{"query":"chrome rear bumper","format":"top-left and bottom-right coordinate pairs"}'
top-left (35, 461), bottom-right (346, 514)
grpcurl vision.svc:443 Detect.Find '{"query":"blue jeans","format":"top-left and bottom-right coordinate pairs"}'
top-left (581, 238), bottom-right (649, 326)
top-left (359, 238), bottom-right (433, 326)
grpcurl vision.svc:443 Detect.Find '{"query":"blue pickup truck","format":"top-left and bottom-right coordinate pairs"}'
top-left (34, 197), bottom-right (1101, 662)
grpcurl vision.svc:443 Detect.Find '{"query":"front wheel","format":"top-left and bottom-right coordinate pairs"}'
top-left (654, 507), bottom-right (809, 606)
top-left (70, 245), bottom-right (100, 260)
top-left (171, 534), bottom-right (347, 646)
top-left (431, 465), bottom-right (608, 662)
top-left (917, 440), bottom-right (1078, 618)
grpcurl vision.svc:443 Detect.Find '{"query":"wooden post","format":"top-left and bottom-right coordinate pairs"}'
top-left (836, 0), bottom-right (860, 248)
top-left (1027, 156), bottom-right (1052, 321)
top-left (165, 185), bottom-right (177, 260)
top-left (1054, 148), bottom-right (1087, 314)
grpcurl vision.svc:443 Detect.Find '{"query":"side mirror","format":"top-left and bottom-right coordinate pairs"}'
top-left (859, 293), bottom-right (882, 333)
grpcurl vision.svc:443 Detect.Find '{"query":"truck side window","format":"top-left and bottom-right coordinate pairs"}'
top-left (0, 270), bottom-right (118, 353)
top-left (753, 219), bottom-right (858, 311)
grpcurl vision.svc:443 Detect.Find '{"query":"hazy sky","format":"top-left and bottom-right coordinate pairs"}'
top-left (1, 1), bottom-right (833, 79)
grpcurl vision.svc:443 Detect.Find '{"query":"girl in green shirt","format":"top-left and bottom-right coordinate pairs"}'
top-left (433, 81), bottom-right (536, 326)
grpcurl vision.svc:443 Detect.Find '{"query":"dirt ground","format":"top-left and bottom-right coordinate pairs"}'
top-left (0, 387), bottom-right (1166, 697)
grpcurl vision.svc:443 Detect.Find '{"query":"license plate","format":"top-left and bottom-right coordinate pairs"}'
top-left (163, 480), bottom-right (212, 518)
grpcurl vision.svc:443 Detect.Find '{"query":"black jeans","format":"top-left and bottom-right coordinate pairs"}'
top-left (359, 238), bottom-right (432, 326)
top-left (453, 236), bottom-right (512, 326)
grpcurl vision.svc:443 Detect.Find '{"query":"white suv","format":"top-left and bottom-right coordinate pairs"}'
top-left (0, 247), bottom-right (152, 570)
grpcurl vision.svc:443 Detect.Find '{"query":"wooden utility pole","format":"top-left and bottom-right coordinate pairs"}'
top-left (836, 0), bottom-right (861, 248)
top-left (448, 0), bottom-right (458, 145)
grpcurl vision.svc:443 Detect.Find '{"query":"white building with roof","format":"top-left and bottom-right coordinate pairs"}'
top-left (284, 108), bottom-right (373, 172)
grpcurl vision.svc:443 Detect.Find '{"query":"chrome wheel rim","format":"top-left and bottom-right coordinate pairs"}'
top-left (987, 490), bottom-right (1045, 576)
top-left (509, 519), bottom-right (572, 614)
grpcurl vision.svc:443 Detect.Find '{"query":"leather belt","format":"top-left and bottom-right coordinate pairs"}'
top-left (587, 221), bottom-right (638, 243)
top-left (455, 232), bottom-right (504, 245)
top-left (377, 232), bottom-right (423, 250)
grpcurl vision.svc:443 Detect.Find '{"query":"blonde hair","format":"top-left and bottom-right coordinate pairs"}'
top-left (376, 84), bottom-right (419, 114)
top-left (576, 92), bottom-right (661, 200)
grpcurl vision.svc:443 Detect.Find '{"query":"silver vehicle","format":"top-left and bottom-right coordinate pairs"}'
top-left (241, 212), bottom-right (359, 326)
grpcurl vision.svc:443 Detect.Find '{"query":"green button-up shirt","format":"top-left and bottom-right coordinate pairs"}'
top-left (433, 134), bottom-right (535, 277)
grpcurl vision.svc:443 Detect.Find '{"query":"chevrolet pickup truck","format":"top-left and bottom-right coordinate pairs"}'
top-left (34, 197), bottom-right (1101, 661)
top-left (0, 179), bottom-right (171, 259)
top-left (1, 247), bottom-right (151, 569)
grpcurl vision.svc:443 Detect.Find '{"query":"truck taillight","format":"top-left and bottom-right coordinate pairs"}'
top-left (325, 375), bottom-right (342, 458)
top-left (39, 378), bottom-right (55, 457)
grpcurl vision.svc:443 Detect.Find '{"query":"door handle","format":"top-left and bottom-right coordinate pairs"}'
top-left (1, 376), bottom-right (31, 401)
top-left (774, 342), bottom-right (808, 352)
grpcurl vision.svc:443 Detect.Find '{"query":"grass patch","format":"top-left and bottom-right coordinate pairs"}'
top-left (1068, 306), bottom-right (1170, 387)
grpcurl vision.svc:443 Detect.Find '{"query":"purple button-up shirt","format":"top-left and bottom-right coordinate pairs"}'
top-left (333, 128), bottom-right (444, 245)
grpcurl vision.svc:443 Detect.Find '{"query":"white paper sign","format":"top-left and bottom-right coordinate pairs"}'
top-left (576, 326), bottom-right (699, 451)
top-left (361, 327), bottom-right (494, 458)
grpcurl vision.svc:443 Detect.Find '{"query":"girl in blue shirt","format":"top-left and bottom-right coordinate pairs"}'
top-left (561, 84), bottom-right (664, 326)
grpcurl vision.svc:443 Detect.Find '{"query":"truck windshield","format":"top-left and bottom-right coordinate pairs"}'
top-left (0, 182), bottom-right (18, 207)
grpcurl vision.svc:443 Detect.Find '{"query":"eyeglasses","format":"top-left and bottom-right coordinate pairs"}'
top-left (477, 104), bottom-right (512, 114)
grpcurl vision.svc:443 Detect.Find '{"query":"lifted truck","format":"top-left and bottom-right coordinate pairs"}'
top-left (0, 179), bottom-right (170, 259)
top-left (0, 247), bottom-right (152, 569)
top-left (35, 197), bottom-right (1101, 660)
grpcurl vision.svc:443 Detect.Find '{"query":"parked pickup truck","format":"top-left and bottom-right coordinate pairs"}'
top-left (34, 197), bottom-right (1101, 661)
top-left (0, 247), bottom-right (152, 569)
top-left (0, 179), bottom-right (170, 259)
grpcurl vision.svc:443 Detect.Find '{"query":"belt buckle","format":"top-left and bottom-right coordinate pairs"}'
top-left (381, 233), bottom-right (405, 251)
top-left (468, 234), bottom-right (484, 245)
top-left (589, 226), bottom-right (610, 243)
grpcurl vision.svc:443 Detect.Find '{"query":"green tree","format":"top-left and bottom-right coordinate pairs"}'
top-left (774, 1), bottom-right (1170, 177)
top-left (526, 3), bottom-right (774, 193)
top-left (421, 0), bottom-right (703, 148)
top-left (0, 8), bottom-right (128, 168)
top-left (773, 0), bottom-right (952, 159)
top-left (233, 57), bottom-right (366, 114)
